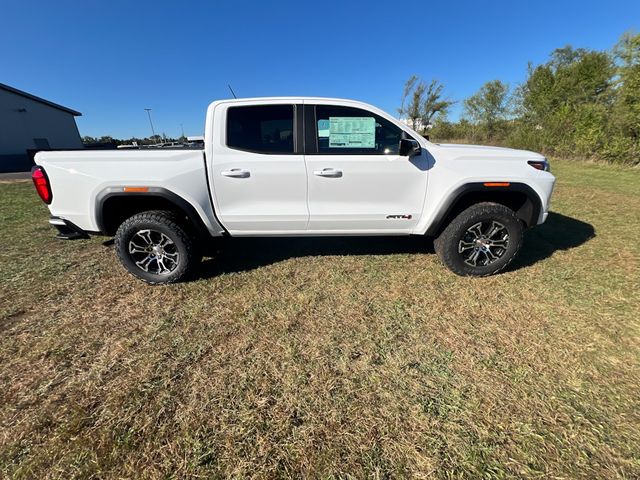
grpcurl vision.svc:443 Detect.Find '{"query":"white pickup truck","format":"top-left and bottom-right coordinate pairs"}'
top-left (32, 97), bottom-right (555, 283)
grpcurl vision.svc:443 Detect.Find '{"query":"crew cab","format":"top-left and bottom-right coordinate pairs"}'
top-left (32, 97), bottom-right (555, 283)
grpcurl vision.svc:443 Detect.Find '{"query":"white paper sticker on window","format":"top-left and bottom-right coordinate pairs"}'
top-left (328, 117), bottom-right (375, 148)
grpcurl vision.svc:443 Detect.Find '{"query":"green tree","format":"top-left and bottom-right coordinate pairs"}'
top-left (613, 31), bottom-right (640, 68)
top-left (612, 32), bottom-right (640, 147)
top-left (518, 46), bottom-right (615, 156)
top-left (523, 46), bottom-right (613, 117)
top-left (463, 80), bottom-right (511, 137)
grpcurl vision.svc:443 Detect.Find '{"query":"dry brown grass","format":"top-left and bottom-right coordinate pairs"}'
top-left (1, 159), bottom-right (639, 478)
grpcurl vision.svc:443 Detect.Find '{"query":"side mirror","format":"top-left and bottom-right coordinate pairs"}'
top-left (399, 138), bottom-right (421, 157)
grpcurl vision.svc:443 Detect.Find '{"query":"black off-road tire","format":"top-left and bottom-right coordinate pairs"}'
top-left (433, 202), bottom-right (523, 277)
top-left (114, 210), bottom-right (199, 284)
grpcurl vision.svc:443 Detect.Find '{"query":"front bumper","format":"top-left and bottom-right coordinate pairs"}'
top-left (49, 217), bottom-right (90, 240)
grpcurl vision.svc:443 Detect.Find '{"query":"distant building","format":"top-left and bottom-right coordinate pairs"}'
top-left (187, 135), bottom-right (205, 147)
top-left (399, 118), bottom-right (428, 132)
top-left (0, 83), bottom-right (83, 172)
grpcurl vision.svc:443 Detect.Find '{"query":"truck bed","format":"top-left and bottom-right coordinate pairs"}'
top-left (34, 149), bottom-right (223, 235)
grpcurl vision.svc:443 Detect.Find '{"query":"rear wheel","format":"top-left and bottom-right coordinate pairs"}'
top-left (114, 210), bottom-right (199, 284)
top-left (434, 202), bottom-right (523, 276)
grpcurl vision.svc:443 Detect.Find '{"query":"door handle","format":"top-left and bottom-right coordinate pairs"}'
top-left (221, 168), bottom-right (250, 178)
top-left (313, 168), bottom-right (343, 178)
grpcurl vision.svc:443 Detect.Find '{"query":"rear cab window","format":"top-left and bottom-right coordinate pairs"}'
top-left (226, 104), bottom-right (294, 154)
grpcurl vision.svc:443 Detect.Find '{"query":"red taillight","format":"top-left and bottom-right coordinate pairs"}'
top-left (31, 167), bottom-right (52, 204)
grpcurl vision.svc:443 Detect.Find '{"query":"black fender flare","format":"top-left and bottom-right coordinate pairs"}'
top-left (95, 186), bottom-right (225, 237)
top-left (424, 182), bottom-right (543, 236)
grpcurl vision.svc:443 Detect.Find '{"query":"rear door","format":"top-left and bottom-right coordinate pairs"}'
top-left (210, 102), bottom-right (308, 234)
top-left (304, 103), bottom-right (429, 233)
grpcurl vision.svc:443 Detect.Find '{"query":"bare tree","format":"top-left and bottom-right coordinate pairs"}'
top-left (407, 82), bottom-right (426, 130)
top-left (398, 75), bottom-right (454, 131)
top-left (422, 80), bottom-right (455, 125)
top-left (398, 75), bottom-right (419, 119)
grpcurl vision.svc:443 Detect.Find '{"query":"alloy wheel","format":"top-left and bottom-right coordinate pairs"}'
top-left (458, 220), bottom-right (510, 267)
top-left (128, 229), bottom-right (180, 275)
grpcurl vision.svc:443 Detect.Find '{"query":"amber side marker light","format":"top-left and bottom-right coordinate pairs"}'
top-left (123, 187), bottom-right (149, 192)
top-left (483, 182), bottom-right (511, 187)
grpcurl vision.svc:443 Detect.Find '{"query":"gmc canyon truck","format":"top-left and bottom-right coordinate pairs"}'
top-left (32, 97), bottom-right (555, 284)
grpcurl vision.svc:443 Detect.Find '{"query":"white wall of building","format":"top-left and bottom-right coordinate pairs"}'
top-left (399, 118), bottom-right (426, 132)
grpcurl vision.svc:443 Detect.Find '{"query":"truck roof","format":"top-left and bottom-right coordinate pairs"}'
top-left (213, 96), bottom-right (365, 102)
top-left (207, 96), bottom-right (393, 120)
top-left (209, 96), bottom-right (377, 107)
top-left (205, 96), bottom-right (424, 143)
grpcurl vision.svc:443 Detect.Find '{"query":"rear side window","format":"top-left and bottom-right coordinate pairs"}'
top-left (315, 105), bottom-right (404, 155)
top-left (227, 105), bottom-right (294, 153)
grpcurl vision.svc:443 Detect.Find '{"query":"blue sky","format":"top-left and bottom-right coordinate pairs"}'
top-left (2, 0), bottom-right (638, 138)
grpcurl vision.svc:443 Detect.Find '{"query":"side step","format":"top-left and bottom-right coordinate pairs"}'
top-left (49, 217), bottom-right (90, 240)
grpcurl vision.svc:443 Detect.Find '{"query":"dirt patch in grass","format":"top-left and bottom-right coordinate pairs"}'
top-left (1, 159), bottom-right (639, 478)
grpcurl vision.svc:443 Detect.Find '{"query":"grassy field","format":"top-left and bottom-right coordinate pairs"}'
top-left (1, 159), bottom-right (639, 478)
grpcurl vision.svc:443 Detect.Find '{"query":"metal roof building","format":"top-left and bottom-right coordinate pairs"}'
top-left (0, 83), bottom-right (83, 172)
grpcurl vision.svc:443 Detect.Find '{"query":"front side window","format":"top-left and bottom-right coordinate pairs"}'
top-left (227, 105), bottom-right (294, 153)
top-left (315, 105), bottom-right (404, 155)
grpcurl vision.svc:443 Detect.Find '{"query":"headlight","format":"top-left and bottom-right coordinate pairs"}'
top-left (527, 159), bottom-right (550, 172)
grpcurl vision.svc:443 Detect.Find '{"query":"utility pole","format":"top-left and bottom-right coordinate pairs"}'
top-left (180, 123), bottom-right (185, 138)
top-left (144, 108), bottom-right (157, 143)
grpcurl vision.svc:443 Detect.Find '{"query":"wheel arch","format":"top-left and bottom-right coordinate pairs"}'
top-left (95, 187), bottom-right (217, 238)
top-left (424, 182), bottom-right (542, 237)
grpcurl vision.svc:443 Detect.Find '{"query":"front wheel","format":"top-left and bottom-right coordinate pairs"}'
top-left (434, 202), bottom-right (523, 276)
top-left (114, 210), bottom-right (199, 284)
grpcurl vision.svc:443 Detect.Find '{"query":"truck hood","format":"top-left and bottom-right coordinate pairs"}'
top-left (434, 143), bottom-right (545, 160)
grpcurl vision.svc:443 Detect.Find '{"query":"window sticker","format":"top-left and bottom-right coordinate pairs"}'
top-left (328, 117), bottom-right (375, 148)
top-left (317, 119), bottom-right (330, 138)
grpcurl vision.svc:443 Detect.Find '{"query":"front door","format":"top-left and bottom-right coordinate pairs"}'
top-left (304, 104), bottom-right (428, 233)
top-left (210, 103), bottom-right (308, 234)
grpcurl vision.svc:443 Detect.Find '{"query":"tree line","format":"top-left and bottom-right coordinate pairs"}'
top-left (400, 31), bottom-right (639, 165)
